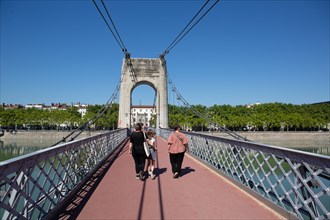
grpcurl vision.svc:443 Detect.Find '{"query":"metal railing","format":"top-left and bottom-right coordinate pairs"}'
top-left (159, 129), bottom-right (330, 220)
top-left (0, 129), bottom-right (128, 220)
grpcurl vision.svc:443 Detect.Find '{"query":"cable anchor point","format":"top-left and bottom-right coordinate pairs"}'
top-left (123, 49), bottom-right (130, 58)
top-left (159, 50), bottom-right (169, 59)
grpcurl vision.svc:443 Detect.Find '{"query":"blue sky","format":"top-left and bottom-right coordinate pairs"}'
top-left (1, 0), bottom-right (329, 107)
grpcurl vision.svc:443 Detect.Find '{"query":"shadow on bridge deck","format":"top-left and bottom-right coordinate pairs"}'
top-left (55, 136), bottom-right (284, 220)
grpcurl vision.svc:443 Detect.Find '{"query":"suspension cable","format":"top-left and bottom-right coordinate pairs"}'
top-left (52, 0), bottom-right (127, 146)
top-left (51, 81), bottom-right (121, 146)
top-left (125, 57), bottom-right (138, 83)
top-left (100, 0), bottom-right (127, 52)
top-left (163, 0), bottom-right (210, 56)
top-left (92, 0), bottom-right (137, 83)
top-left (167, 74), bottom-right (248, 141)
top-left (96, 0), bottom-right (138, 82)
top-left (160, 0), bottom-right (220, 58)
top-left (92, 0), bottom-right (129, 55)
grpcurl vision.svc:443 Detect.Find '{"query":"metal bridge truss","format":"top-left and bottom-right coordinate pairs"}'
top-left (160, 129), bottom-right (330, 220)
top-left (0, 129), bottom-right (128, 220)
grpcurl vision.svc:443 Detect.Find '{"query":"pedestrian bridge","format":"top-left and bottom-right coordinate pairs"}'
top-left (0, 129), bottom-right (329, 220)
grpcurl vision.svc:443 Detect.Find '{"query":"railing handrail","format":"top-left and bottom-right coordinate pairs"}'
top-left (0, 128), bottom-right (129, 220)
top-left (162, 128), bottom-right (330, 168)
top-left (0, 129), bottom-right (126, 167)
top-left (159, 128), bottom-right (330, 220)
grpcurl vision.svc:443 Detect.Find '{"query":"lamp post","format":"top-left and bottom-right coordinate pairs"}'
top-left (144, 112), bottom-right (147, 127)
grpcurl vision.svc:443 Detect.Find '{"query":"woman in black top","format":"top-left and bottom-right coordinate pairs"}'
top-left (129, 123), bottom-right (147, 180)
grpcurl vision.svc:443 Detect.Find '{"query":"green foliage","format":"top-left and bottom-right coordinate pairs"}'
top-left (1, 102), bottom-right (329, 132)
top-left (0, 107), bottom-right (84, 130)
top-left (84, 104), bottom-right (119, 130)
top-left (168, 103), bottom-right (330, 131)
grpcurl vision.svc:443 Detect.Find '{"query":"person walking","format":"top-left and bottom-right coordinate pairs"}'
top-left (129, 123), bottom-right (147, 180)
top-left (146, 129), bottom-right (157, 179)
top-left (167, 125), bottom-right (189, 178)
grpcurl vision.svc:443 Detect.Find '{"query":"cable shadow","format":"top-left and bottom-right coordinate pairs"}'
top-left (51, 138), bottom-right (129, 220)
top-left (117, 143), bottom-right (130, 157)
top-left (137, 177), bottom-right (147, 220)
top-left (136, 136), bottom-right (166, 220)
top-left (155, 136), bottom-right (165, 220)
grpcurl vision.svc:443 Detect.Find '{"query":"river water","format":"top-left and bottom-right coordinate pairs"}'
top-left (252, 138), bottom-right (330, 156)
top-left (0, 131), bottom-right (101, 162)
top-left (0, 138), bottom-right (59, 162)
top-left (0, 132), bottom-right (329, 162)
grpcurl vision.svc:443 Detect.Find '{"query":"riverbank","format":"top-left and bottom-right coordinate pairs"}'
top-left (2, 130), bottom-right (329, 142)
top-left (0, 130), bottom-right (329, 158)
top-left (199, 131), bottom-right (330, 148)
top-left (0, 130), bottom-right (107, 140)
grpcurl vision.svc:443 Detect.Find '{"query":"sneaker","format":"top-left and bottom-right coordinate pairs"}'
top-left (136, 174), bottom-right (140, 180)
top-left (173, 172), bottom-right (179, 178)
top-left (150, 172), bottom-right (156, 180)
top-left (139, 171), bottom-right (144, 181)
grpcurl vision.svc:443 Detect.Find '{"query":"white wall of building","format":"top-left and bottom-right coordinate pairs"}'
top-left (131, 105), bottom-right (156, 127)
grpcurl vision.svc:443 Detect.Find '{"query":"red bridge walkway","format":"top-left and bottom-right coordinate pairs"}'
top-left (56, 136), bottom-right (285, 220)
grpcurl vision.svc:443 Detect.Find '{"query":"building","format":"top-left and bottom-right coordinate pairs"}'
top-left (246, 102), bottom-right (261, 108)
top-left (131, 105), bottom-right (156, 127)
top-left (1, 103), bottom-right (87, 117)
top-left (1, 104), bottom-right (23, 110)
top-left (25, 104), bottom-right (44, 109)
top-left (73, 103), bottom-right (89, 118)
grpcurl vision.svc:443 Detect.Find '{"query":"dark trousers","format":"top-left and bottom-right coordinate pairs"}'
top-left (132, 151), bottom-right (146, 174)
top-left (169, 152), bottom-right (185, 175)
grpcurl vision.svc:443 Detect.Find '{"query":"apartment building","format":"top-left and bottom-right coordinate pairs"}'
top-left (131, 105), bottom-right (156, 127)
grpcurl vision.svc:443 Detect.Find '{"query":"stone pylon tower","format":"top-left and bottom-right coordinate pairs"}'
top-left (118, 57), bottom-right (168, 129)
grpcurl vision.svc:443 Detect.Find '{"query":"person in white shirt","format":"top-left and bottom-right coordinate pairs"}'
top-left (146, 129), bottom-right (157, 179)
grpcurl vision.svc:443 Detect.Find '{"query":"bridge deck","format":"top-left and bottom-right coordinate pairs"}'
top-left (57, 136), bottom-right (283, 220)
